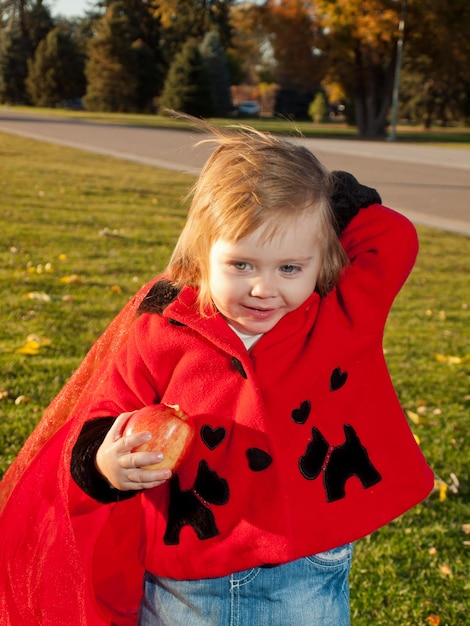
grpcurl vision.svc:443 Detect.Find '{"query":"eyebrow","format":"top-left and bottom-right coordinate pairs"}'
top-left (224, 253), bottom-right (314, 263)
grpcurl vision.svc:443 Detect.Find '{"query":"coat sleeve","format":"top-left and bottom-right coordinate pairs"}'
top-left (85, 315), bottom-right (164, 420)
top-left (336, 204), bottom-right (419, 331)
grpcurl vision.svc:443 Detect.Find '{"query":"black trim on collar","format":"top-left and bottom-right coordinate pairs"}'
top-left (137, 279), bottom-right (182, 316)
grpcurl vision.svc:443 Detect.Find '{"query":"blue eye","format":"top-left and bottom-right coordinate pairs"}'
top-left (281, 264), bottom-right (300, 274)
top-left (233, 261), bottom-right (250, 271)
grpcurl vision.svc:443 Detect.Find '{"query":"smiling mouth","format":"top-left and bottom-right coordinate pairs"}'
top-left (242, 305), bottom-right (277, 320)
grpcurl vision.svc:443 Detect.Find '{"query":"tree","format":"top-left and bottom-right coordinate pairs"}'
top-left (158, 37), bottom-right (215, 117)
top-left (308, 0), bottom-right (470, 135)
top-left (199, 30), bottom-right (231, 116)
top-left (26, 25), bottom-right (85, 106)
top-left (313, 0), bottom-right (398, 137)
top-left (228, 2), bottom-right (270, 85)
top-left (0, 26), bottom-right (29, 102)
top-left (261, 0), bottom-right (325, 91)
top-left (251, 0), bottom-right (327, 118)
top-left (154, 0), bottom-right (234, 67)
top-left (84, 0), bottom-right (163, 112)
top-left (0, 0), bottom-right (53, 103)
top-left (308, 90), bottom-right (328, 123)
top-left (400, 0), bottom-right (470, 127)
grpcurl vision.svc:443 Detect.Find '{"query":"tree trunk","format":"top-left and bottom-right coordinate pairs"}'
top-left (353, 47), bottom-right (396, 139)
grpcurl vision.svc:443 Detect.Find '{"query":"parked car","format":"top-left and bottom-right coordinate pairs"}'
top-left (237, 100), bottom-right (261, 116)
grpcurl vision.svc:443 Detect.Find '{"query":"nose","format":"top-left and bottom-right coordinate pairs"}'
top-left (250, 274), bottom-right (277, 298)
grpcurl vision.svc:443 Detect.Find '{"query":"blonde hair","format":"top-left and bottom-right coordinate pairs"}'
top-left (167, 123), bottom-right (347, 312)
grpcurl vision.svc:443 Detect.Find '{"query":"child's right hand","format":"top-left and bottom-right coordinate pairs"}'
top-left (95, 412), bottom-right (172, 491)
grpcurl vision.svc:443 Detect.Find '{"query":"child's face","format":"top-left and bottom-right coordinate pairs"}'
top-left (208, 214), bottom-right (321, 336)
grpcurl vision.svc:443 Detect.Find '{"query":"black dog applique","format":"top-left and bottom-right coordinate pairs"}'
top-left (299, 423), bottom-right (382, 502)
top-left (164, 459), bottom-right (229, 545)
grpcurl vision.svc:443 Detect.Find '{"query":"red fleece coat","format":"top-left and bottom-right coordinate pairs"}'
top-left (0, 204), bottom-right (433, 625)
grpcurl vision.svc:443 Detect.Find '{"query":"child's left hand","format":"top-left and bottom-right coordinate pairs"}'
top-left (95, 412), bottom-right (172, 491)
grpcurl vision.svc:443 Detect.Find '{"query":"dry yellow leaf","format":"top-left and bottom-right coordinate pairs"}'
top-left (60, 274), bottom-right (81, 284)
top-left (462, 523), bottom-right (470, 535)
top-left (14, 334), bottom-right (52, 355)
top-left (425, 615), bottom-right (441, 626)
top-left (25, 292), bottom-right (52, 302)
top-left (15, 340), bottom-right (41, 355)
top-left (438, 563), bottom-right (452, 578)
top-left (434, 353), bottom-right (462, 365)
top-left (406, 410), bottom-right (423, 425)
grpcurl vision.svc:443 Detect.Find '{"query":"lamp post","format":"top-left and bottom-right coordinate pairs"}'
top-left (388, 0), bottom-right (407, 141)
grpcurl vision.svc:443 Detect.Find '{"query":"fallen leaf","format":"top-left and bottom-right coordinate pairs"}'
top-left (60, 274), bottom-right (82, 284)
top-left (15, 340), bottom-right (41, 355)
top-left (434, 353), bottom-right (462, 365)
top-left (425, 615), bottom-right (441, 626)
top-left (14, 333), bottom-right (52, 355)
top-left (26, 333), bottom-right (51, 346)
top-left (25, 292), bottom-right (52, 302)
top-left (110, 284), bottom-right (123, 294)
top-left (14, 395), bottom-right (30, 405)
top-left (438, 563), bottom-right (452, 578)
top-left (406, 410), bottom-right (423, 425)
top-left (433, 478), bottom-right (448, 502)
top-left (462, 524), bottom-right (470, 535)
top-left (448, 473), bottom-right (459, 494)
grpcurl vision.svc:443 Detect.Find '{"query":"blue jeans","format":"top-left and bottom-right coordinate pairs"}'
top-left (138, 544), bottom-right (352, 625)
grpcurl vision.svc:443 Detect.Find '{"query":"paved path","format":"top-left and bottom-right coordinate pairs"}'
top-left (1, 109), bottom-right (469, 236)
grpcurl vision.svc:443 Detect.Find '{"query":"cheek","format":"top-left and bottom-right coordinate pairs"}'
top-left (289, 274), bottom-right (318, 305)
top-left (209, 274), bottom-right (232, 306)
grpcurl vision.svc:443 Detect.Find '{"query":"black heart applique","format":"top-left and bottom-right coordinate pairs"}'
top-left (246, 448), bottom-right (273, 471)
top-left (330, 367), bottom-right (348, 391)
top-left (291, 400), bottom-right (311, 424)
top-left (201, 425), bottom-right (226, 450)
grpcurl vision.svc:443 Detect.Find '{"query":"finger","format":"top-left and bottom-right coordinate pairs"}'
top-left (117, 430), bottom-right (153, 456)
top-left (126, 467), bottom-right (172, 487)
top-left (108, 411), bottom-right (136, 442)
top-left (120, 450), bottom-right (163, 470)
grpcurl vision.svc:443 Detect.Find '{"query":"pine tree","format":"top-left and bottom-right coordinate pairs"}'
top-left (84, 0), bottom-right (162, 112)
top-left (26, 26), bottom-right (85, 107)
top-left (157, 0), bottom-right (234, 68)
top-left (0, 28), bottom-right (30, 103)
top-left (199, 30), bottom-right (231, 116)
top-left (0, 1), bottom-right (54, 104)
top-left (158, 37), bottom-right (216, 117)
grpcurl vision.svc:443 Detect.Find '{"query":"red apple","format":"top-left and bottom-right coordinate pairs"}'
top-left (123, 403), bottom-right (195, 471)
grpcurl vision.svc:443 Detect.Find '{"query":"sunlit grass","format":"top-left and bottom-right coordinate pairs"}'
top-left (0, 131), bottom-right (468, 624)
top-left (3, 104), bottom-right (470, 145)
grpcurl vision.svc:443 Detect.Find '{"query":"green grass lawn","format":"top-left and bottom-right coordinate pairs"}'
top-left (0, 132), bottom-right (468, 625)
